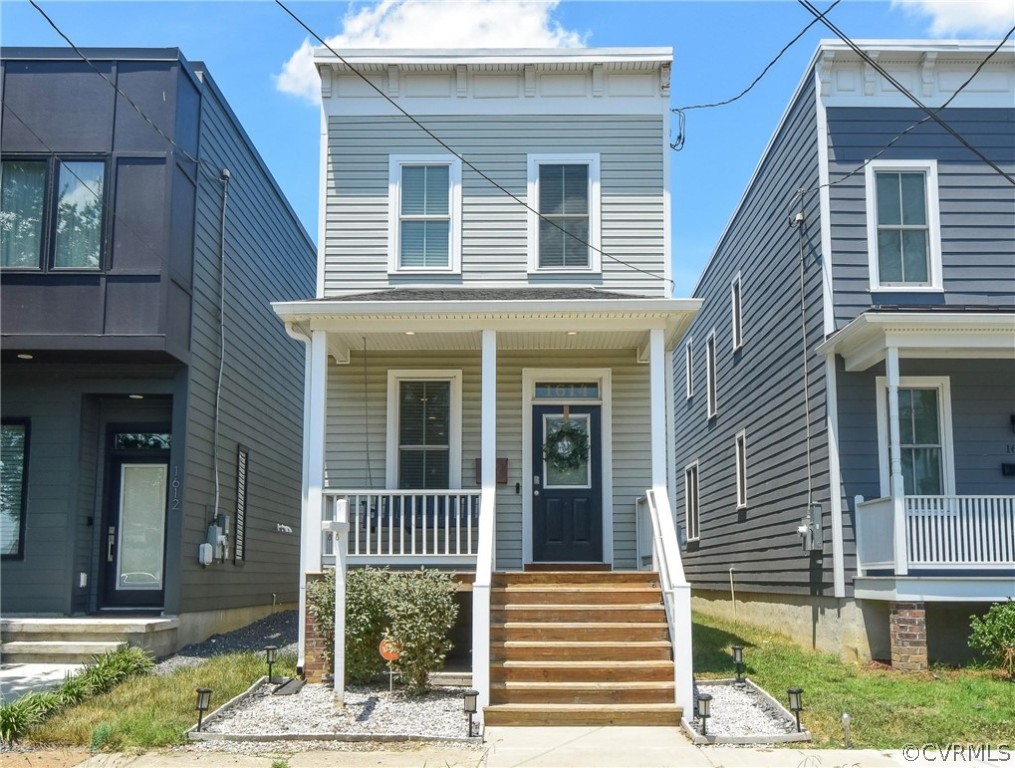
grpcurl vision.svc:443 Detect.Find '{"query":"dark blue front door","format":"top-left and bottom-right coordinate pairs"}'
top-left (532, 405), bottom-right (602, 562)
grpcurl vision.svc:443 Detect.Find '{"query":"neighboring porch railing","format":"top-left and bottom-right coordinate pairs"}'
top-left (636, 488), bottom-right (694, 718)
top-left (322, 490), bottom-right (480, 564)
top-left (855, 495), bottom-right (1015, 574)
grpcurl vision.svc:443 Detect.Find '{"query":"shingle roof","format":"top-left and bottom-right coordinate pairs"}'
top-left (321, 288), bottom-right (646, 303)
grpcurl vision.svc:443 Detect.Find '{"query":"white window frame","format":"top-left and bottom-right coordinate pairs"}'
top-left (388, 155), bottom-right (462, 274)
top-left (735, 429), bottom-right (747, 508)
top-left (684, 461), bottom-right (700, 542)
top-left (526, 153), bottom-right (601, 274)
top-left (706, 329), bottom-right (717, 419)
top-left (865, 159), bottom-right (942, 292)
top-left (731, 272), bottom-right (744, 351)
top-left (874, 375), bottom-right (955, 497)
top-left (684, 337), bottom-right (694, 399)
top-left (385, 370), bottom-right (463, 489)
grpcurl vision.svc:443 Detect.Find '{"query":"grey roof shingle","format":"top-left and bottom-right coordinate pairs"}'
top-left (321, 287), bottom-right (644, 303)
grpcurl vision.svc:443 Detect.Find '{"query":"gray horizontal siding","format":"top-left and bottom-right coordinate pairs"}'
top-left (324, 115), bottom-right (667, 296)
top-left (180, 80), bottom-right (315, 614)
top-left (674, 75), bottom-right (837, 597)
top-left (325, 349), bottom-right (652, 570)
top-left (827, 107), bottom-right (1015, 327)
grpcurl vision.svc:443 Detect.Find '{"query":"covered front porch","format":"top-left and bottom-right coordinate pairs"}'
top-left (274, 288), bottom-right (700, 722)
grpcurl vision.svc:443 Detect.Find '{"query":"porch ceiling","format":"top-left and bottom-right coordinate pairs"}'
top-left (323, 329), bottom-right (650, 353)
top-left (817, 310), bottom-right (1015, 371)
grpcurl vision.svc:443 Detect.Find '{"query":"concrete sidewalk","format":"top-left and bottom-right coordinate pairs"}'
top-left (0, 662), bottom-right (83, 701)
top-left (67, 727), bottom-right (908, 768)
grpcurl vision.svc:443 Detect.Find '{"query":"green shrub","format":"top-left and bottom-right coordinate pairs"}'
top-left (969, 599), bottom-right (1015, 679)
top-left (386, 569), bottom-right (458, 693)
top-left (0, 699), bottom-right (32, 744)
top-left (90, 723), bottom-right (113, 751)
top-left (307, 566), bottom-right (460, 692)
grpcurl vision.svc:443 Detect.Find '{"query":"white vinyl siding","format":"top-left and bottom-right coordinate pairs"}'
top-left (864, 159), bottom-right (941, 291)
top-left (324, 116), bottom-right (665, 294)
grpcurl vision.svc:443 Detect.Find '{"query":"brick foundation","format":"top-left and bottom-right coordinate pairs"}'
top-left (303, 573), bottom-right (329, 683)
top-left (889, 601), bottom-right (928, 672)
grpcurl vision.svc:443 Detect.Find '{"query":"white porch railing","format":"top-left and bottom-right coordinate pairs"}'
top-left (322, 490), bottom-right (480, 564)
top-left (855, 495), bottom-right (1015, 574)
top-left (636, 488), bottom-right (694, 718)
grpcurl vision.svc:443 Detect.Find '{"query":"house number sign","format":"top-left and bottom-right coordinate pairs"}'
top-left (535, 382), bottom-right (599, 400)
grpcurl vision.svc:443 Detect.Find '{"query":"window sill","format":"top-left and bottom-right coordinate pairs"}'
top-left (388, 268), bottom-right (461, 276)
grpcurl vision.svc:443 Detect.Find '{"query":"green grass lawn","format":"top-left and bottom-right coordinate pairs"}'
top-left (693, 612), bottom-right (1015, 749)
top-left (30, 651), bottom-right (295, 751)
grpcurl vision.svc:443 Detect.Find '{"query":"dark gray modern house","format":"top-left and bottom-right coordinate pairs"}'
top-left (674, 40), bottom-right (1014, 670)
top-left (1, 49), bottom-right (316, 659)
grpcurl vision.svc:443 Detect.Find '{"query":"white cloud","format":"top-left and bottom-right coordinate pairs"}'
top-left (893, 0), bottom-right (1015, 36)
top-left (275, 0), bottom-right (587, 103)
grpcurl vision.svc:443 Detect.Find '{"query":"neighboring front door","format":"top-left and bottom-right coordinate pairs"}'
top-left (532, 405), bottom-right (602, 562)
top-left (100, 428), bottom-right (171, 610)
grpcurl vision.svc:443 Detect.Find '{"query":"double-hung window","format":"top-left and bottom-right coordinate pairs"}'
top-left (386, 371), bottom-right (462, 490)
top-left (876, 377), bottom-right (954, 496)
top-left (865, 160), bottom-right (941, 290)
top-left (1, 419), bottom-right (31, 559)
top-left (388, 155), bottom-right (461, 273)
top-left (527, 154), bottom-right (601, 272)
top-left (1, 157), bottom-right (106, 271)
top-left (684, 462), bottom-right (700, 542)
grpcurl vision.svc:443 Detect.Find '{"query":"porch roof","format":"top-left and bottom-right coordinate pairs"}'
top-left (816, 308), bottom-right (1015, 372)
top-left (273, 289), bottom-right (701, 357)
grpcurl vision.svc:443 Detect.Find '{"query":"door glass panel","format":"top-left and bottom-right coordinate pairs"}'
top-left (117, 464), bottom-right (167, 590)
top-left (543, 415), bottom-right (590, 488)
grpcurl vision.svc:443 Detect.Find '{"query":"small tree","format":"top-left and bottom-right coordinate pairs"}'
top-left (969, 599), bottom-right (1015, 679)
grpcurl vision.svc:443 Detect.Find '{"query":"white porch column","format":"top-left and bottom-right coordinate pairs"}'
top-left (648, 328), bottom-right (668, 490)
top-left (472, 329), bottom-right (497, 719)
top-left (886, 345), bottom-right (908, 576)
top-left (299, 329), bottom-right (329, 667)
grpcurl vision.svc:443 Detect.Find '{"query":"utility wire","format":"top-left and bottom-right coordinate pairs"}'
top-left (798, 0), bottom-right (1015, 186)
top-left (29, 0), bottom-right (202, 168)
top-left (670, 1), bottom-right (839, 150)
top-left (274, 0), bottom-right (673, 290)
top-left (794, 23), bottom-right (1015, 206)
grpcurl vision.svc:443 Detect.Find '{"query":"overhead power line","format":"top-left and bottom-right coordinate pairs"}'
top-left (670, 1), bottom-right (840, 150)
top-left (273, 0), bottom-right (673, 290)
top-left (29, 0), bottom-right (202, 168)
top-left (798, 0), bottom-right (1015, 186)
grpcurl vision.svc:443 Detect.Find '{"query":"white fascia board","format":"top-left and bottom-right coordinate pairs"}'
top-left (817, 39), bottom-right (1015, 56)
top-left (816, 311), bottom-right (1015, 368)
top-left (854, 576), bottom-right (1015, 602)
top-left (273, 297), bottom-right (702, 319)
top-left (314, 47), bottom-right (674, 67)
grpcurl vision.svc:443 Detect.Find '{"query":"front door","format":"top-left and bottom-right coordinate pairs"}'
top-left (100, 428), bottom-right (171, 610)
top-left (532, 405), bottom-right (602, 562)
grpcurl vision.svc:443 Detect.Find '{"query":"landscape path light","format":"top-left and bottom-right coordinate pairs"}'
top-left (696, 692), bottom-right (713, 736)
top-left (195, 688), bottom-right (212, 732)
top-left (264, 644), bottom-right (278, 684)
top-left (731, 644), bottom-right (745, 683)
top-left (463, 688), bottom-right (479, 737)
top-left (787, 687), bottom-right (804, 732)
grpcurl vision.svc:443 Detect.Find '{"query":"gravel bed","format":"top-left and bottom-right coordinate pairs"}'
top-left (205, 682), bottom-right (474, 740)
top-left (689, 681), bottom-right (799, 742)
top-left (178, 737), bottom-right (483, 757)
top-left (155, 610), bottom-right (297, 675)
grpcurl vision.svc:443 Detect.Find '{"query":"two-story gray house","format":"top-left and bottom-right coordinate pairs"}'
top-left (1, 49), bottom-right (315, 658)
top-left (273, 48), bottom-right (699, 726)
top-left (674, 40), bottom-right (1014, 671)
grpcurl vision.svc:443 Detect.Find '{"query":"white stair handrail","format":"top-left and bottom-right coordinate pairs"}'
top-left (644, 486), bottom-right (694, 717)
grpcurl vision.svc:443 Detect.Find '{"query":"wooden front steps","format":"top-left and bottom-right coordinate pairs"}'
top-left (484, 571), bottom-right (682, 727)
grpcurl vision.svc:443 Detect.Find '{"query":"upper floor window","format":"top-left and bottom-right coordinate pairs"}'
top-left (1, 158), bottom-right (106, 271)
top-left (731, 273), bottom-right (743, 351)
top-left (706, 330), bottom-right (717, 419)
top-left (865, 160), bottom-right (941, 291)
top-left (684, 337), bottom-right (694, 399)
top-left (388, 155), bottom-right (461, 274)
top-left (527, 154), bottom-right (601, 273)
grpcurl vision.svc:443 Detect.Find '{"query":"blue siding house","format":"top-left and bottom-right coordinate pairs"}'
top-left (674, 40), bottom-right (1014, 669)
top-left (1, 49), bottom-right (316, 658)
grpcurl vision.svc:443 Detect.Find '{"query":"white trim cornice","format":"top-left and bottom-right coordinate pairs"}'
top-left (816, 311), bottom-right (1015, 371)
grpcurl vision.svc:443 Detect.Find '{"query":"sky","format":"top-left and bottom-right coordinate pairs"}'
top-left (2, 0), bottom-right (1012, 295)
